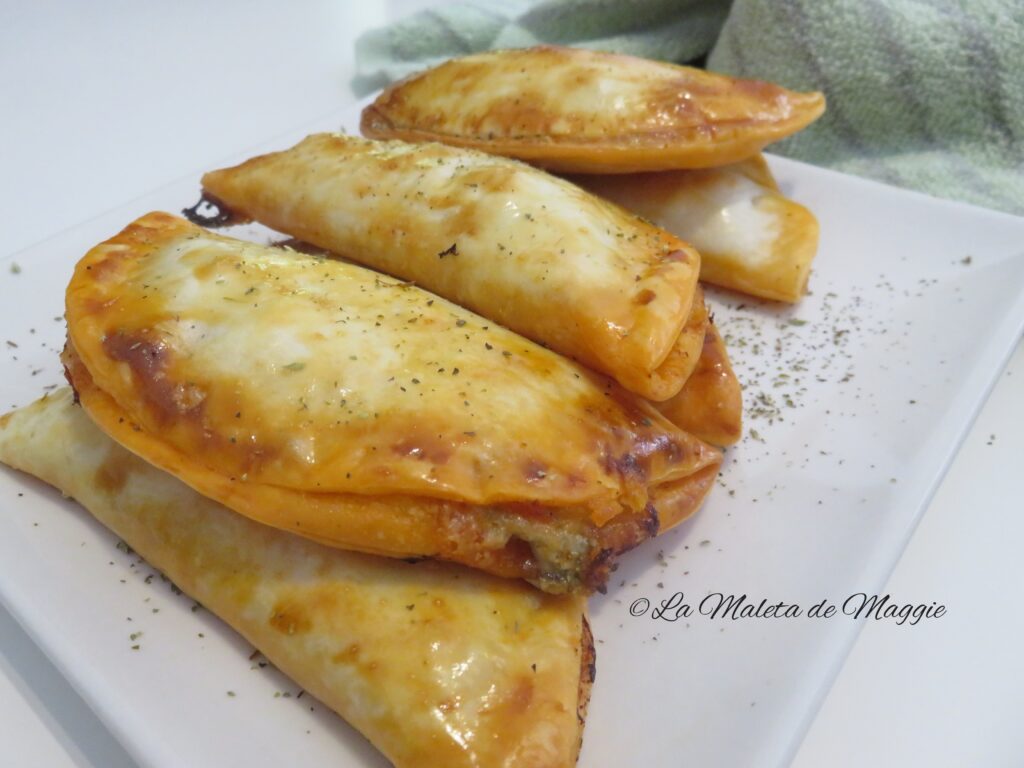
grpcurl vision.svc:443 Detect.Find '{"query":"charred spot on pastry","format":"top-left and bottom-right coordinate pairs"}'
top-left (268, 602), bottom-right (313, 636)
top-left (584, 548), bottom-right (615, 594)
top-left (580, 616), bottom-right (596, 685)
top-left (634, 288), bottom-right (657, 305)
top-left (643, 503), bottom-right (660, 538)
top-left (604, 450), bottom-right (647, 482)
top-left (63, 364), bottom-right (80, 404)
top-left (102, 331), bottom-right (209, 426)
top-left (182, 194), bottom-right (245, 228)
top-left (59, 341), bottom-right (81, 404)
top-left (575, 612), bottom-right (595, 756)
top-left (583, 505), bottom-right (662, 592)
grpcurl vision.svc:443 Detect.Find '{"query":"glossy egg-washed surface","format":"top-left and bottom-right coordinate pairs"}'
top-left (0, 390), bottom-right (590, 768)
top-left (203, 134), bottom-right (703, 400)
top-left (574, 155), bottom-right (820, 303)
top-left (361, 46), bottom-right (826, 173)
top-left (65, 214), bottom-right (721, 592)
top-left (655, 323), bottom-right (743, 447)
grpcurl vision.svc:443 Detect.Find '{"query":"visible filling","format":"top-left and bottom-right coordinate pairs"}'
top-left (441, 502), bottom-right (660, 593)
top-left (64, 338), bottom-right (664, 595)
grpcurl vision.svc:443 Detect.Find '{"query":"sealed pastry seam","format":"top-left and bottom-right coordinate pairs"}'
top-left (360, 46), bottom-right (826, 173)
top-left (654, 321), bottom-right (743, 447)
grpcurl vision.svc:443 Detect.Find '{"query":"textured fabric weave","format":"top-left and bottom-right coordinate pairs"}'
top-left (354, 0), bottom-right (731, 94)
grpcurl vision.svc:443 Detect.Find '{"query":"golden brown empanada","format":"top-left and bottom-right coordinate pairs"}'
top-left (64, 213), bottom-right (722, 593)
top-left (0, 389), bottom-right (591, 768)
top-left (654, 322), bottom-right (742, 447)
top-left (360, 46), bottom-right (825, 174)
top-left (573, 156), bottom-right (820, 303)
top-left (202, 134), bottom-right (704, 401)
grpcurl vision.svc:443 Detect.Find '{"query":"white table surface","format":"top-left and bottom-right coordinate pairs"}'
top-left (1, 2), bottom-right (1021, 766)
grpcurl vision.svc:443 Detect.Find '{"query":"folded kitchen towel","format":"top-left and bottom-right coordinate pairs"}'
top-left (353, 0), bottom-right (731, 94)
top-left (709, 0), bottom-right (1024, 215)
top-left (353, 0), bottom-right (1024, 216)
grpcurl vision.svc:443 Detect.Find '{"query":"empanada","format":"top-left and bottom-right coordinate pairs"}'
top-left (654, 322), bottom-right (742, 447)
top-left (573, 156), bottom-right (820, 303)
top-left (202, 134), bottom-right (704, 400)
top-left (360, 46), bottom-right (825, 174)
top-left (64, 213), bottom-right (722, 593)
top-left (0, 389), bottom-right (591, 768)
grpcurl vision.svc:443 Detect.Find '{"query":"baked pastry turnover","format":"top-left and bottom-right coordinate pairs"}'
top-left (361, 46), bottom-right (825, 173)
top-left (202, 134), bottom-right (705, 401)
top-left (0, 389), bottom-right (591, 768)
top-left (63, 213), bottom-right (722, 593)
top-left (572, 155), bottom-right (820, 303)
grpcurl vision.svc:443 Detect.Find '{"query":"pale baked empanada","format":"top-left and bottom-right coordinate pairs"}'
top-left (202, 134), bottom-right (704, 401)
top-left (64, 213), bottom-right (722, 593)
top-left (572, 156), bottom-right (820, 303)
top-left (360, 46), bottom-right (825, 174)
top-left (654, 322), bottom-right (742, 447)
top-left (0, 389), bottom-right (591, 768)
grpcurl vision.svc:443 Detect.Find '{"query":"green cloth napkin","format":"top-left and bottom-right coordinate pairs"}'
top-left (353, 0), bottom-right (731, 93)
top-left (354, 0), bottom-right (1023, 216)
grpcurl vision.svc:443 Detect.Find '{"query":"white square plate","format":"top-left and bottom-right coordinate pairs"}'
top-left (1, 103), bottom-right (1023, 768)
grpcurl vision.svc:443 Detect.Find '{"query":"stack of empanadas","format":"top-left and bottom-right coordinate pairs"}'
top-left (0, 46), bottom-right (824, 767)
top-left (360, 46), bottom-right (825, 304)
top-left (62, 212), bottom-right (722, 594)
top-left (0, 390), bottom-right (592, 767)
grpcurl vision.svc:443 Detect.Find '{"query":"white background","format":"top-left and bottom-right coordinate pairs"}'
top-left (1, 2), bottom-right (1021, 766)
